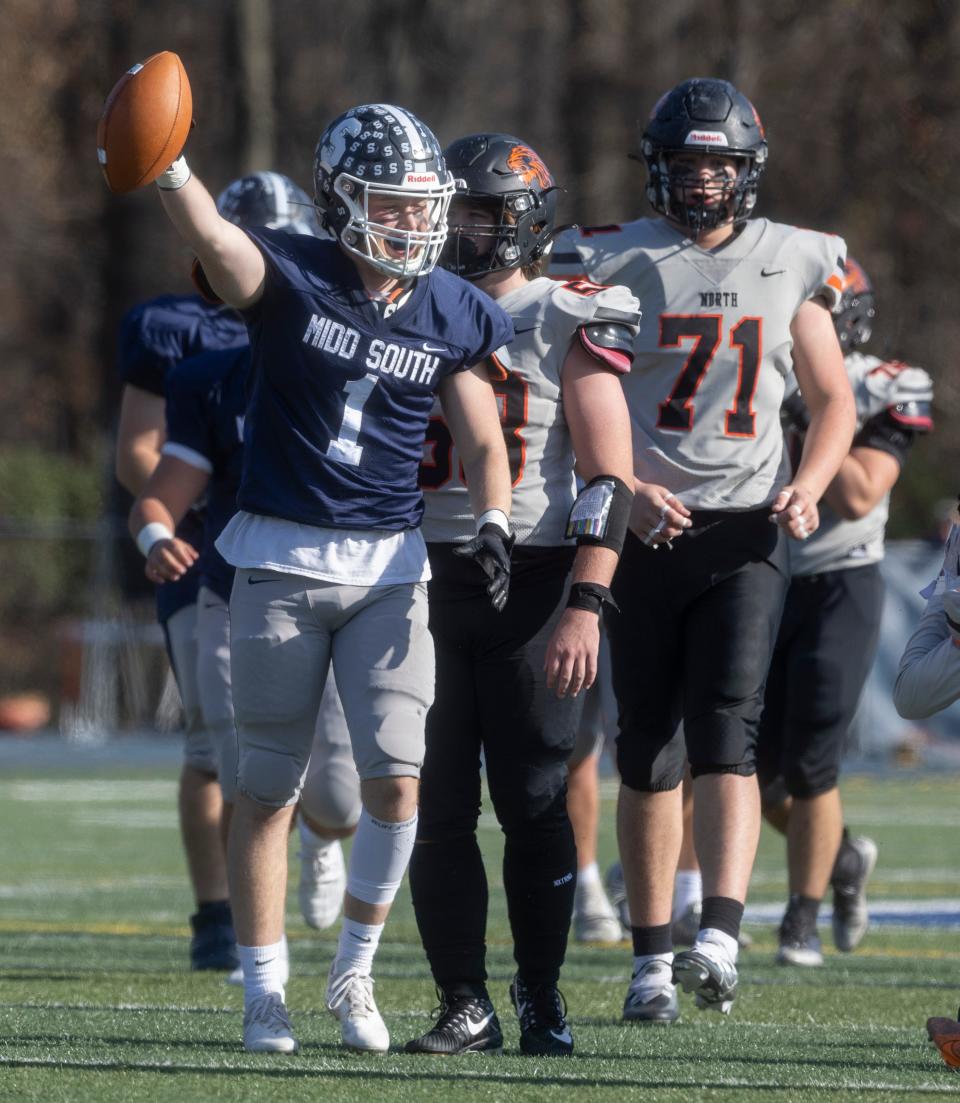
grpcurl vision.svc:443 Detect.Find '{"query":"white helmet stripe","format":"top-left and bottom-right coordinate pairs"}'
top-left (374, 103), bottom-right (428, 159)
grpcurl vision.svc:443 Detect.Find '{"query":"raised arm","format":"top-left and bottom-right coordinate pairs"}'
top-left (156, 169), bottom-right (265, 309)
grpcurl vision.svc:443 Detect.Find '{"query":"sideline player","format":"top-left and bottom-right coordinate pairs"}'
top-left (405, 133), bottom-right (637, 1057)
top-left (551, 77), bottom-right (855, 1021)
top-left (115, 100), bottom-right (515, 1055)
top-left (759, 258), bottom-right (933, 965)
top-left (894, 516), bottom-right (960, 1070)
top-left (114, 178), bottom-right (295, 970)
top-left (128, 175), bottom-right (362, 978)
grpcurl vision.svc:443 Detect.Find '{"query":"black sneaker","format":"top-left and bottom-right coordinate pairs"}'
top-left (189, 903), bottom-right (239, 971)
top-left (776, 904), bottom-right (823, 967)
top-left (509, 976), bottom-right (573, 1056)
top-left (404, 990), bottom-right (503, 1055)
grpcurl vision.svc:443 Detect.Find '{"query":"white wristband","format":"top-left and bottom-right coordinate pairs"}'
top-left (156, 155), bottom-right (192, 191)
top-left (477, 508), bottom-right (510, 537)
top-left (136, 522), bottom-right (174, 557)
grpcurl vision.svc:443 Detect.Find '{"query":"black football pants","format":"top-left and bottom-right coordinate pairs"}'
top-left (409, 544), bottom-right (582, 992)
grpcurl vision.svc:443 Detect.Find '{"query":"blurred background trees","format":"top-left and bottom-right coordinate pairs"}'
top-left (1, 0), bottom-right (958, 699)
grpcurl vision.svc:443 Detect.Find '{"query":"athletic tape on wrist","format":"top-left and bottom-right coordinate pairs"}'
top-left (476, 508), bottom-right (510, 537)
top-left (136, 522), bottom-right (174, 557)
top-left (156, 155), bottom-right (192, 191)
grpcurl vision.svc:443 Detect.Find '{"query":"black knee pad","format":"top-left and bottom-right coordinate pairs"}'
top-left (782, 764), bottom-right (840, 800)
top-left (616, 733), bottom-right (685, 792)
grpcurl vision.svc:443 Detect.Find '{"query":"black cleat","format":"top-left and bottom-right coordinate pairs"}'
top-left (404, 990), bottom-right (503, 1055)
top-left (831, 834), bottom-right (878, 953)
top-left (189, 903), bottom-right (239, 971)
top-left (510, 975), bottom-right (574, 1056)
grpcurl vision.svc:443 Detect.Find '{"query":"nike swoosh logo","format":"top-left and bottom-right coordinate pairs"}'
top-left (465, 1012), bottom-right (494, 1037)
top-left (422, 343), bottom-right (448, 353)
top-left (350, 933), bottom-right (372, 943)
top-left (550, 1028), bottom-right (572, 1043)
top-left (514, 326), bottom-right (540, 335)
top-left (761, 268), bottom-right (785, 277)
top-left (254, 957), bottom-right (276, 967)
top-left (246, 575), bottom-right (278, 585)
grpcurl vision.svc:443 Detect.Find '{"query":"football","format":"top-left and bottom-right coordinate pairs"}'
top-left (97, 51), bottom-right (192, 194)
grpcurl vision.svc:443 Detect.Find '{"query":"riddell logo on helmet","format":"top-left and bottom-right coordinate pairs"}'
top-left (404, 172), bottom-right (438, 184)
top-left (685, 131), bottom-right (729, 146)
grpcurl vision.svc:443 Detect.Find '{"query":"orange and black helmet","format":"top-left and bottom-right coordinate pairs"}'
top-left (834, 257), bottom-right (876, 350)
top-left (441, 133), bottom-right (560, 279)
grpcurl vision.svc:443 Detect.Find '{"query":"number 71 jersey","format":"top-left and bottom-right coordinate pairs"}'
top-left (551, 218), bottom-right (846, 510)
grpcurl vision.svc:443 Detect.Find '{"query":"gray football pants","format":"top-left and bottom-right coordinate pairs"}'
top-left (196, 585), bottom-right (362, 826)
top-left (164, 602), bottom-right (216, 776)
top-left (229, 569), bottom-right (433, 807)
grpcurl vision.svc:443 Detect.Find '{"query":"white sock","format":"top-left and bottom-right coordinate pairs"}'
top-left (345, 808), bottom-right (417, 906)
top-left (239, 940), bottom-right (286, 1005)
top-left (673, 870), bottom-right (702, 920)
top-left (334, 918), bottom-right (384, 977)
top-left (696, 926), bottom-right (738, 963)
top-left (578, 861), bottom-right (600, 888)
top-left (298, 817), bottom-right (330, 851)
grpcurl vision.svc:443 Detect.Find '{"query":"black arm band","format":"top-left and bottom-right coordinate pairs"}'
top-left (566, 581), bottom-right (620, 616)
top-left (565, 475), bottom-right (633, 557)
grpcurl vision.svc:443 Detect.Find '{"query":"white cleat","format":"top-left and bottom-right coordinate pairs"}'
top-left (242, 992), bottom-right (299, 1054)
top-left (299, 838), bottom-right (347, 930)
top-left (573, 878), bottom-right (625, 943)
top-left (326, 964), bottom-right (390, 1052)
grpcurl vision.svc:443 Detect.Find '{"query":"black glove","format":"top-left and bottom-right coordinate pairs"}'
top-left (453, 523), bottom-right (515, 612)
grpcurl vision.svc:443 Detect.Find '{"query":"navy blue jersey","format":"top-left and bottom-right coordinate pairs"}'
top-left (118, 294), bottom-right (248, 396)
top-left (118, 294), bottom-right (248, 621)
top-left (237, 231), bottom-right (514, 530)
top-left (165, 347), bottom-right (250, 603)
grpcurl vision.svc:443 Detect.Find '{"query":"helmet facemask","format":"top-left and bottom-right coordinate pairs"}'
top-left (646, 147), bottom-right (764, 231)
top-left (334, 172), bottom-right (455, 278)
top-left (442, 190), bottom-right (558, 280)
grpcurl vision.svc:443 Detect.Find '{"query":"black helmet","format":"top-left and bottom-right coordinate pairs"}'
top-left (313, 103), bottom-right (455, 277)
top-left (440, 133), bottom-right (560, 279)
top-left (834, 257), bottom-right (876, 350)
top-left (216, 172), bottom-right (321, 236)
top-left (640, 77), bottom-right (768, 231)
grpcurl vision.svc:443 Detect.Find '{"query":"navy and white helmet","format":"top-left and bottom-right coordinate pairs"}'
top-left (833, 257), bottom-right (877, 350)
top-left (216, 172), bottom-right (321, 237)
top-left (440, 133), bottom-right (560, 280)
top-left (313, 103), bottom-right (455, 278)
top-left (640, 77), bottom-right (768, 231)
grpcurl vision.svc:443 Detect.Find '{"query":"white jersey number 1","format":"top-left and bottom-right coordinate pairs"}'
top-left (326, 374), bottom-right (378, 466)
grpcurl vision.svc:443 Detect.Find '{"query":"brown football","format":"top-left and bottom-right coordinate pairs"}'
top-left (97, 51), bottom-right (192, 194)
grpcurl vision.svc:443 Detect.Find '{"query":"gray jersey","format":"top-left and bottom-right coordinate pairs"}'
top-left (420, 276), bottom-right (640, 545)
top-left (550, 218), bottom-right (846, 510)
top-left (788, 352), bottom-right (932, 576)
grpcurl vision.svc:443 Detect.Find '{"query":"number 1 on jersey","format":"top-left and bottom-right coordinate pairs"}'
top-left (326, 373), bottom-right (378, 466)
top-left (656, 314), bottom-right (762, 438)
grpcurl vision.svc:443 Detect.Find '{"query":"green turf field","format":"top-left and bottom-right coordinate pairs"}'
top-left (1, 760), bottom-right (959, 1100)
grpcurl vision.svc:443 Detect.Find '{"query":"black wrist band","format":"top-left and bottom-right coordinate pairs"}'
top-left (566, 581), bottom-right (620, 616)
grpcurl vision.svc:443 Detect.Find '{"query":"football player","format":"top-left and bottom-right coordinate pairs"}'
top-left (550, 77), bottom-right (856, 1021)
top-left (130, 103), bottom-right (514, 1056)
top-left (128, 176), bottom-right (362, 986)
top-left (759, 258), bottom-right (933, 966)
top-left (894, 500), bottom-right (960, 1072)
top-left (404, 133), bottom-right (637, 1057)
top-left (114, 174), bottom-right (309, 971)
